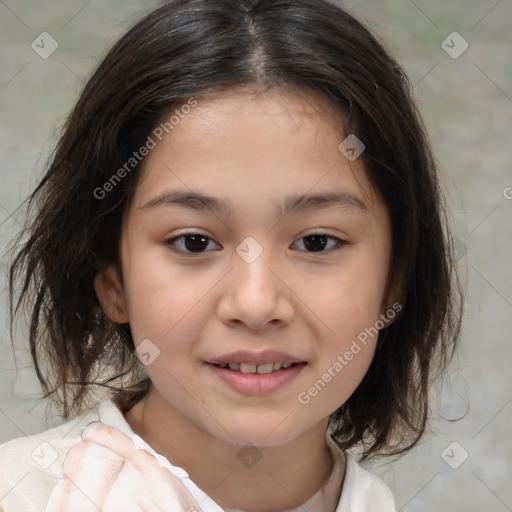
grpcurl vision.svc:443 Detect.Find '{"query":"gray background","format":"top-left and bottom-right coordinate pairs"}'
top-left (1, 1), bottom-right (511, 511)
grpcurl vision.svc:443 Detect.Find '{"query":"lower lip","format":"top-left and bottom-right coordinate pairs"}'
top-left (206, 363), bottom-right (306, 396)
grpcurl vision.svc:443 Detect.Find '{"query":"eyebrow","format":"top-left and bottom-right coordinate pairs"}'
top-left (140, 190), bottom-right (368, 216)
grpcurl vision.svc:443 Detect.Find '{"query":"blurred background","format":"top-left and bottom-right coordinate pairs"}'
top-left (0, 1), bottom-right (510, 510)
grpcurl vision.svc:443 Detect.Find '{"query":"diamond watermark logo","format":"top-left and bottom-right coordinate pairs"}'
top-left (31, 32), bottom-right (59, 59)
top-left (338, 134), bottom-right (365, 161)
top-left (237, 443), bottom-right (262, 468)
top-left (135, 338), bottom-right (161, 366)
top-left (31, 441), bottom-right (59, 469)
top-left (441, 32), bottom-right (468, 59)
top-left (236, 236), bottom-right (263, 264)
top-left (441, 441), bottom-right (469, 469)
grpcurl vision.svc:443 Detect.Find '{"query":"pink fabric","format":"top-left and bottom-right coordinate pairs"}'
top-left (224, 435), bottom-right (345, 512)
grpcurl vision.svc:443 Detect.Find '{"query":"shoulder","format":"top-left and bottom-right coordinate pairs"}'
top-left (337, 452), bottom-right (396, 512)
top-left (0, 399), bottom-right (125, 512)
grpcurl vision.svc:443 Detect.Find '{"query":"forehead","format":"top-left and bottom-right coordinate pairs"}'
top-left (175, 86), bottom-right (344, 131)
top-left (132, 87), bottom-right (380, 215)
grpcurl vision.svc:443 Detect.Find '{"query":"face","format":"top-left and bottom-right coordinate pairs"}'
top-left (96, 87), bottom-right (394, 448)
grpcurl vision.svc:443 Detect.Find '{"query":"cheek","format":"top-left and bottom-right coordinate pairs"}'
top-left (300, 254), bottom-right (386, 404)
top-left (302, 345), bottom-right (376, 415)
top-left (122, 249), bottom-right (217, 345)
top-left (310, 259), bottom-right (386, 337)
top-left (300, 302), bottom-right (379, 414)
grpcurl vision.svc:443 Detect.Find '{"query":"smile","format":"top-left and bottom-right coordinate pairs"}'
top-left (213, 362), bottom-right (296, 374)
top-left (206, 361), bottom-right (307, 395)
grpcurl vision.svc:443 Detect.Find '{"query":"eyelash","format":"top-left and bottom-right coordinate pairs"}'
top-left (163, 232), bottom-right (348, 255)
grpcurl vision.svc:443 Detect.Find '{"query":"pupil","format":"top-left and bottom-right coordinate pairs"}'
top-left (182, 235), bottom-right (328, 253)
top-left (304, 234), bottom-right (327, 252)
top-left (185, 235), bottom-right (209, 252)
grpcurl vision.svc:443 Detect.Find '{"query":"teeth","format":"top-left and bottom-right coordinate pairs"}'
top-left (257, 363), bottom-right (274, 374)
top-left (240, 363), bottom-right (257, 373)
top-left (219, 362), bottom-right (296, 374)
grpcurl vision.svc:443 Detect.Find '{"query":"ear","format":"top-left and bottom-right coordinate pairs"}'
top-left (380, 274), bottom-right (404, 328)
top-left (94, 265), bottom-right (129, 323)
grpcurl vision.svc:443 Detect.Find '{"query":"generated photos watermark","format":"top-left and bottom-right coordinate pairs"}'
top-left (93, 98), bottom-right (198, 200)
top-left (298, 301), bottom-right (402, 405)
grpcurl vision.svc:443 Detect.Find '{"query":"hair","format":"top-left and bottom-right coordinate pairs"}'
top-left (7, 0), bottom-right (463, 459)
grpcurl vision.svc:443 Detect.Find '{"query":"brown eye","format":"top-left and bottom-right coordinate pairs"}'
top-left (293, 234), bottom-right (346, 253)
top-left (165, 234), bottom-right (220, 253)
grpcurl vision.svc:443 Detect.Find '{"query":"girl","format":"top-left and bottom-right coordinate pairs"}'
top-left (0, 0), bottom-right (463, 511)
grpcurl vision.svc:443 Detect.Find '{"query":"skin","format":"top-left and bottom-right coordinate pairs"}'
top-left (94, 86), bottom-right (394, 511)
top-left (45, 422), bottom-right (201, 512)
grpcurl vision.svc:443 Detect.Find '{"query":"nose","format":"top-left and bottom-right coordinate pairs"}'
top-left (217, 242), bottom-right (295, 330)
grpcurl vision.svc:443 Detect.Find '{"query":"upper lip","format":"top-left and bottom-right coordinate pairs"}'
top-left (207, 350), bottom-right (306, 365)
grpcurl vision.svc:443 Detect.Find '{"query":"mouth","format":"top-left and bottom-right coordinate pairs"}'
top-left (205, 356), bottom-right (307, 395)
top-left (209, 361), bottom-right (302, 374)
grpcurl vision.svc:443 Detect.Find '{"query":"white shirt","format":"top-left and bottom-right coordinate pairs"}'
top-left (0, 399), bottom-right (396, 511)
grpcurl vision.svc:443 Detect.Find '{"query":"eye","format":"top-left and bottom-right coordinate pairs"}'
top-left (164, 232), bottom-right (347, 255)
top-left (292, 233), bottom-right (347, 253)
top-left (164, 233), bottom-right (221, 254)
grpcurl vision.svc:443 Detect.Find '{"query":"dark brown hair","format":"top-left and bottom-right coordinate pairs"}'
top-left (8, 0), bottom-right (463, 459)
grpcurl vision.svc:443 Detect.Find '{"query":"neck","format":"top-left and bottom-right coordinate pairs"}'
top-left (123, 386), bottom-right (335, 511)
